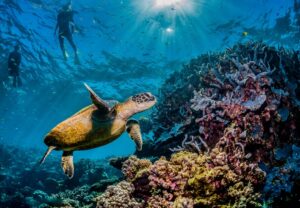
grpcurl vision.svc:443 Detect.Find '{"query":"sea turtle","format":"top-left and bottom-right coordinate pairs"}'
top-left (40, 83), bottom-right (156, 178)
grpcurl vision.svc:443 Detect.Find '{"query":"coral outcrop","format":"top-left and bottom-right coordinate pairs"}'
top-left (98, 150), bottom-right (264, 207)
top-left (96, 181), bottom-right (144, 208)
top-left (101, 42), bottom-right (300, 207)
top-left (149, 42), bottom-right (299, 156)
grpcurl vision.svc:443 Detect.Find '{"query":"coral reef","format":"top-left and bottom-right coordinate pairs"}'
top-left (149, 42), bottom-right (299, 156)
top-left (122, 155), bottom-right (152, 180)
top-left (263, 144), bottom-right (300, 206)
top-left (119, 42), bottom-right (300, 206)
top-left (96, 181), bottom-right (144, 208)
top-left (98, 150), bottom-right (264, 207)
top-left (0, 144), bottom-right (121, 208)
top-left (150, 46), bottom-right (299, 155)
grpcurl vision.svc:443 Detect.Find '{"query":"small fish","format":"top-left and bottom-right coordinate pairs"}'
top-left (242, 31), bottom-right (248, 36)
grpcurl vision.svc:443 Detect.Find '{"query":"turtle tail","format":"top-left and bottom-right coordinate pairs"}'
top-left (40, 146), bottom-right (56, 164)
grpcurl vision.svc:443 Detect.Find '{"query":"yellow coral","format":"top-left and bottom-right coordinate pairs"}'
top-left (173, 197), bottom-right (194, 208)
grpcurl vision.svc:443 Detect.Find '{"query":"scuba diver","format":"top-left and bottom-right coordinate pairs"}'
top-left (55, 2), bottom-right (80, 64)
top-left (8, 44), bottom-right (22, 88)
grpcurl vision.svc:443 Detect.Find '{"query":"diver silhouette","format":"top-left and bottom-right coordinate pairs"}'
top-left (55, 2), bottom-right (80, 64)
top-left (8, 44), bottom-right (22, 88)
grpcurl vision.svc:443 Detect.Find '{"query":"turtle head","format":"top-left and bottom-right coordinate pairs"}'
top-left (131, 92), bottom-right (156, 111)
top-left (118, 92), bottom-right (156, 119)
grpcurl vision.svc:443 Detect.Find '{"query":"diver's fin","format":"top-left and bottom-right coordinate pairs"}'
top-left (126, 119), bottom-right (143, 151)
top-left (84, 83), bottom-right (110, 114)
top-left (40, 146), bottom-right (56, 164)
top-left (61, 151), bottom-right (74, 179)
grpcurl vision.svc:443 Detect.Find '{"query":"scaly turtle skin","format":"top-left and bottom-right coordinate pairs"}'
top-left (40, 83), bottom-right (156, 178)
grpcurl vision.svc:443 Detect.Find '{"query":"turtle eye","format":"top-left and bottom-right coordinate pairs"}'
top-left (126, 126), bottom-right (132, 133)
top-left (145, 93), bottom-right (151, 98)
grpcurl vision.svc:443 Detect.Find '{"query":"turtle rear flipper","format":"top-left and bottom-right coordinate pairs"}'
top-left (126, 120), bottom-right (143, 151)
top-left (40, 146), bottom-right (56, 164)
top-left (61, 151), bottom-right (74, 179)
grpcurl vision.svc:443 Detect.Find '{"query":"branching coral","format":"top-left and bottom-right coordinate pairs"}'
top-left (169, 134), bottom-right (209, 154)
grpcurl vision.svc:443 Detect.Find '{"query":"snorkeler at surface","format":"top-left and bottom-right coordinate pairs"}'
top-left (55, 2), bottom-right (80, 64)
top-left (8, 44), bottom-right (22, 88)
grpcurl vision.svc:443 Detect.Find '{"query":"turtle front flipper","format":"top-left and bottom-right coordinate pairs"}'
top-left (126, 119), bottom-right (143, 151)
top-left (84, 83), bottom-right (111, 114)
top-left (61, 151), bottom-right (74, 179)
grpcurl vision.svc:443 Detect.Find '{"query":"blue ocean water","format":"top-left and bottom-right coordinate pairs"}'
top-left (1, 0), bottom-right (300, 207)
top-left (1, 0), bottom-right (296, 159)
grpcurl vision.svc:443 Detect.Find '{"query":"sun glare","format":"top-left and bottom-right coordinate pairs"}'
top-left (134, 0), bottom-right (198, 15)
top-left (154, 0), bottom-right (183, 9)
top-left (165, 27), bottom-right (174, 33)
top-left (155, 0), bottom-right (196, 14)
top-left (130, 0), bottom-right (204, 50)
